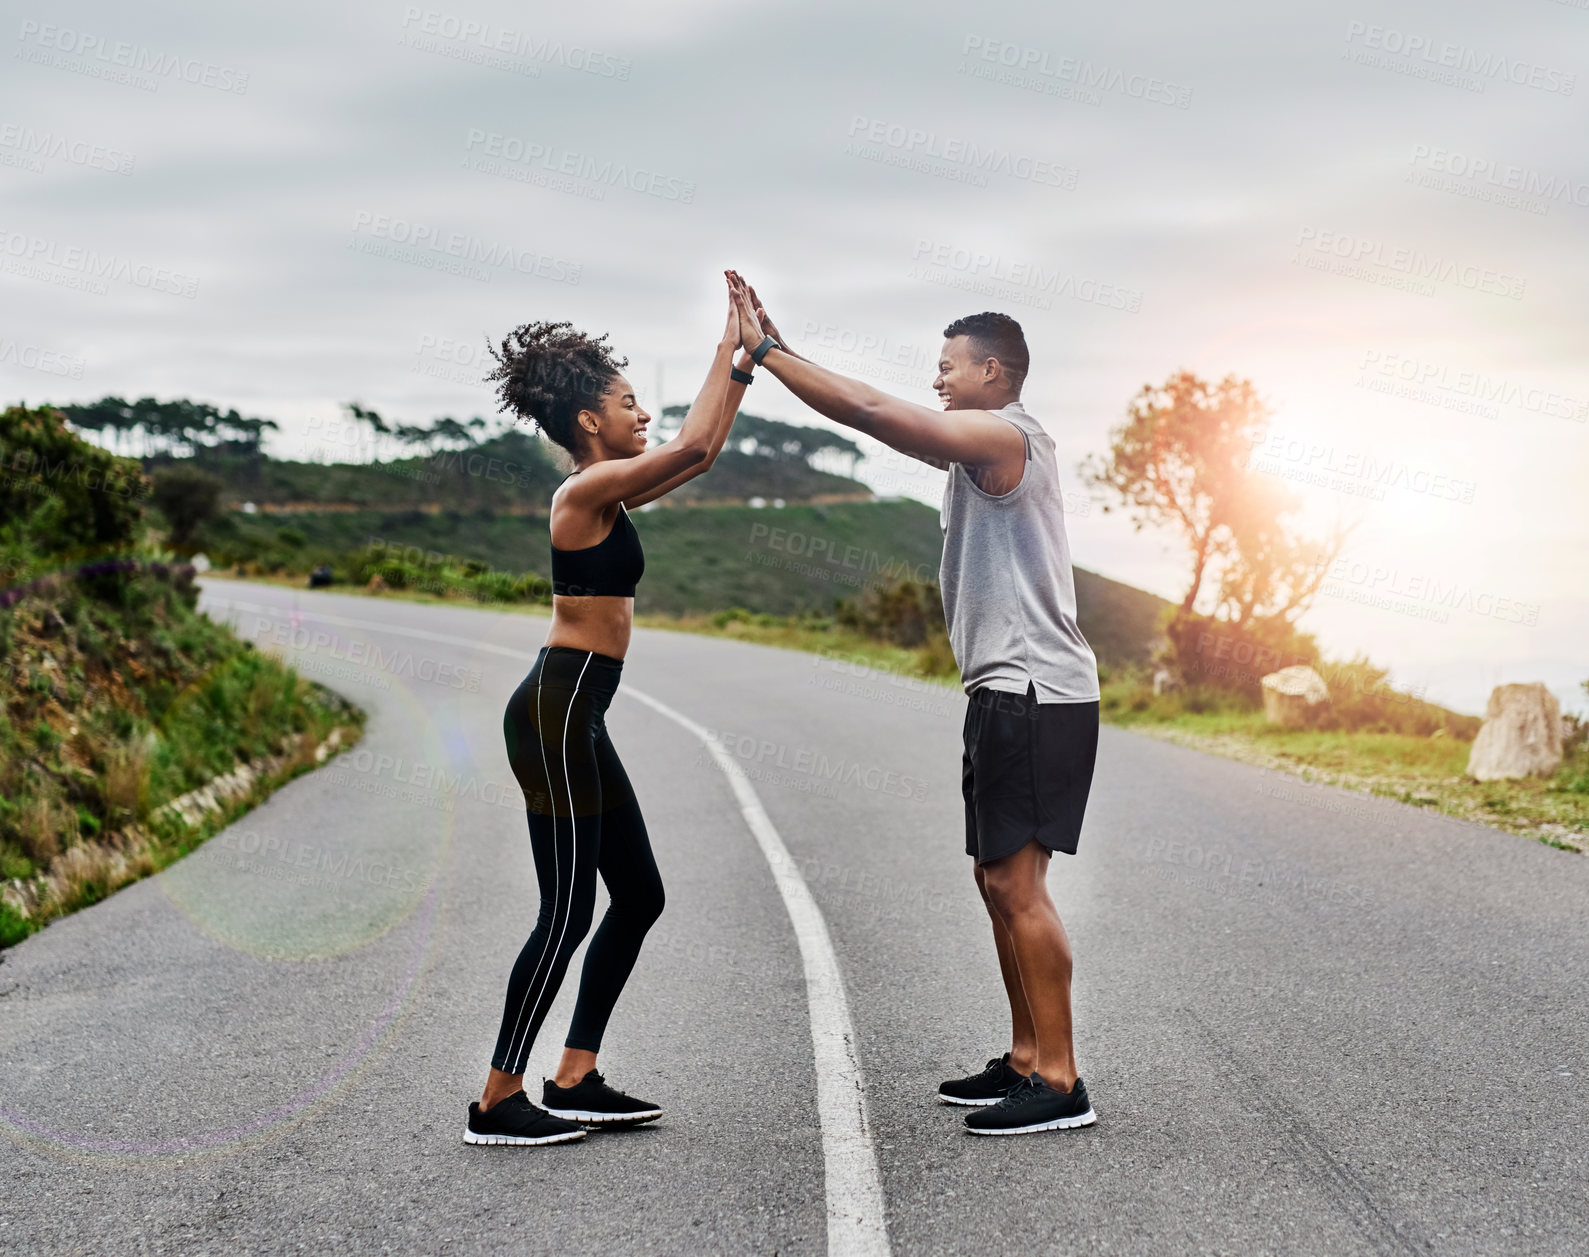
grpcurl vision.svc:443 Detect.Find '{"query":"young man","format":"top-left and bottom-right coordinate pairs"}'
top-left (725, 271), bottom-right (1101, 1136)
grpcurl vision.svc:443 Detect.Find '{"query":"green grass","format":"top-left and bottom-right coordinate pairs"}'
top-left (1101, 675), bottom-right (1587, 848)
top-left (1, 561), bottom-right (365, 949)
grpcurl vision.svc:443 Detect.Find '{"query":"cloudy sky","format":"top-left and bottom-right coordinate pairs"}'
top-left (3, 0), bottom-right (1585, 715)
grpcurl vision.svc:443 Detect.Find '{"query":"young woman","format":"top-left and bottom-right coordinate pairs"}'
top-left (466, 296), bottom-right (753, 1146)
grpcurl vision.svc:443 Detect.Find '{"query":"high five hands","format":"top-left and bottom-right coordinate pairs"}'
top-left (724, 270), bottom-right (781, 355)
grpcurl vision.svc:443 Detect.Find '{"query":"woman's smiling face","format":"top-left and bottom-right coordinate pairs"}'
top-left (580, 373), bottom-right (651, 458)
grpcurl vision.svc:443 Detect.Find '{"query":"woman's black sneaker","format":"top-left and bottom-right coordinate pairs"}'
top-left (464, 1091), bottom-right (586, 1146)
top-left (937, 1052), bottom-right (1027, 1106)
top-left (543, 1070), bottom-right (663, 1126)
top-left (964, 1072), bottom-right (1097, 1135)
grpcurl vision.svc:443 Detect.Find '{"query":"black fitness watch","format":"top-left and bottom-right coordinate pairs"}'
top-left (730, 365), bottom-right (754, 385)
top-left (750, 335), bottom-right (780, 366)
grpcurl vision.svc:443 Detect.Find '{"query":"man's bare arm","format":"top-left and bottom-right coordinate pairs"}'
top-left (727, 277), bottom-right (1021, 469)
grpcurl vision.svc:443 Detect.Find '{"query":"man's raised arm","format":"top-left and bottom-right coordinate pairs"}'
top-left (726, 271), bottom-right (1022, 472)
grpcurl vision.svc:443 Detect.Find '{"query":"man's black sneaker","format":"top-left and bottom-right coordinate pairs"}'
top-left (964, 1072), bottom-right (1097, 1135)
top-left (937, 1052), bottom-right (1027, 1107)
top-left (464, 1091), bottom-right (586, 1146)
top-left (543, 1070), bottom-right (663, 1126)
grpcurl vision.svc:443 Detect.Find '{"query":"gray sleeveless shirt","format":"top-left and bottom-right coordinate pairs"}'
top-left (938, 401), bottom-right (1100, 703)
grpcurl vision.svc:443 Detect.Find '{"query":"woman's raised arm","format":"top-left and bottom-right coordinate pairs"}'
top-left (623, 346), bottom-right (754, 509)
top-left (562, 294), bottom-right (741, 511)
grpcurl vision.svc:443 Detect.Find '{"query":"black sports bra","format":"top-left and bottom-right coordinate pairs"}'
top-left (550, 503), bottom-right (645, 598)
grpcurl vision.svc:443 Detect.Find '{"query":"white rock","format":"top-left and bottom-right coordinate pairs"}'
top-left (1261, 665), bottom-right (1330, 727)
top-left (1467, 683), bottom-right (1563, 781)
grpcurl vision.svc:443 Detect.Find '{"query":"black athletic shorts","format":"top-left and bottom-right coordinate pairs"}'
top-left (962, 682), bottom-right (1099, 865)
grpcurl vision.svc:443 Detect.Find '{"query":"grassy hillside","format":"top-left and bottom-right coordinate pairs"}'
top-left (0, 406), bottom-right (364, 947)
top-left (1099, 677), bottom-right (1587, 849)
top-left (189, 442), bottom-right (869, 513)
top-left (1072, 567), bottom-right (1172, 669)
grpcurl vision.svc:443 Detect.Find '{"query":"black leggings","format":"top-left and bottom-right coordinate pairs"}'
top-left (490, 646), bottom-right (664, 1075)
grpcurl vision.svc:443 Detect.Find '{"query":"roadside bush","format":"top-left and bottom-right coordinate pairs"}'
top-left (1310, 656), bottom-right (1476, 737)
top-left (510, 573), bottom-right (553, 605)
top-left (834, 577), bottom-right (956, 677)
top-left (335, 542), bottom-right (551, 605)
top-left (1550, 679), bottom-right (1589, 795)
top-left (1162, 610), bottom-right (1319, 701)
top-left (470, 570), bottom-right (519, 603)
top-left (150, 464), bottom-right (225, 548)
top-left (836, 577), bottom-right (946, 649)
top-left (1, 405), bottom-right (146, 587)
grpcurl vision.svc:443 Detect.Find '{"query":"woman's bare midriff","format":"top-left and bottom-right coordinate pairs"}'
top-left (543, 595), bottom-right (634, 660)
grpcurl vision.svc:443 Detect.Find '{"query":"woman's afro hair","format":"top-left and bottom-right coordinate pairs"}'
top-left (484, 320), bottom-right (628, 455)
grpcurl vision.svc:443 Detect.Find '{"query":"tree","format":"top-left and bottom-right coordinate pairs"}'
top-left (393, 422), bottom-right (436, 454)
top-left (342, 402), bottom-right (391, 461)
top-left (1082, 371), bottom-right (1347, 628)
top-left (60, 397), bottom-right (278, 464)
top-left (150, 465), bottom-right (224, 548)
top-left (427, 416), bottom-right (477, 450)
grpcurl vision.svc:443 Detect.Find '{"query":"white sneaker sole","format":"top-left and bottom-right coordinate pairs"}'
top-left (966, 1108), bottom-right (1097, 1136)
top-left (462, 1126), bottom-right (586, 1146)
top-left (937, 1092), bottom-right (1005, 1107)
top-left (544, 1106), bottom-right (663, 1125)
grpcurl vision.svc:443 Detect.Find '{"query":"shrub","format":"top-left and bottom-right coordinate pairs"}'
top-left (1162, 610), bottom-right (1319, 701)
top-left (0, 900), bottom-right (29, 949)
top-left (470, 570), bottom-right (518, 603)
top-left (0, 405), bottom-right (146, 566)
top-left (836, 578), bottom-right (946, 649)
top-left (151, 465), bottom-right (225, 547)
top-left (511, 573), bottom-right (553, 605)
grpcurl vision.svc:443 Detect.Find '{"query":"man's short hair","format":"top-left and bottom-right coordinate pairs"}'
top-left (943, 312), bottom-right (1029, 391)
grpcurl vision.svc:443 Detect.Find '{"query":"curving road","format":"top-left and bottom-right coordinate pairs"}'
top-left (2, 576), bottom-right (1586, 1256)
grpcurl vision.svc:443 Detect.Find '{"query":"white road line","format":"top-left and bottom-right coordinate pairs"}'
top-left (623, 687), bottom-right (891, 1257)
top-left (202, 590), bottom-right (893, 1257)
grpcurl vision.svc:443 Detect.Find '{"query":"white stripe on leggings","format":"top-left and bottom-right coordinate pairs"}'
top-left (500, 672), bottom-right (556, 1070)
top-left (504, 650), bottom-right (593, 1073)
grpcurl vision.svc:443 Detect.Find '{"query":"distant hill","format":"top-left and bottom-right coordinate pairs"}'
top-left (1072, 567), bottom-right (1173, 670)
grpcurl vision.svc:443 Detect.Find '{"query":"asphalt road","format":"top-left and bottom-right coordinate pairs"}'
top-left (2, 577), bottom-right (1585, 1256)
